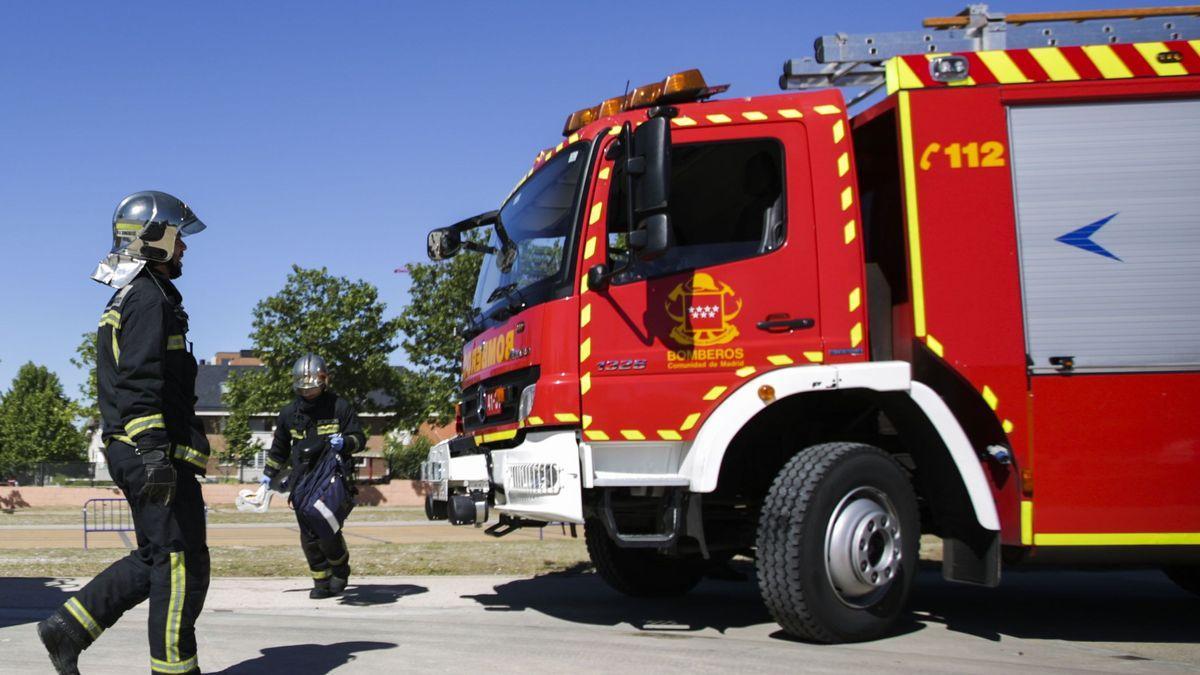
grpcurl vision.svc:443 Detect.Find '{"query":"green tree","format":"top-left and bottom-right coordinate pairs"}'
top-left (383, 433), bottom-right (431, 479)
top-left (396, 248), bottom-right (481, 425)
top-left (217, 368), bottom-right (277, 467)
top-left (70, 332), bottom-right (100, 437)
top-left (222, 266), bottom-right (416, 460)
top-left (0, 363), bottom-right (88, 475)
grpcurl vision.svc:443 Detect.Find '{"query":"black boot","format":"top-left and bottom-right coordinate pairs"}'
top-left (330, 565), bottom-right (351, 595)
top-left (37, 613), bottom-right (84, 675)
top-left (309, 580), bottom-right (335, 599)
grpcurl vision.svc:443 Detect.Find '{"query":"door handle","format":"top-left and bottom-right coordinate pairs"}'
top-left (756, 314), bottom-right (815, 333)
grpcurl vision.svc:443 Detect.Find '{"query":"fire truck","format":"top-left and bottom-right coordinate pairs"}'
top-left (421, 5), bottom-right (1200, 642)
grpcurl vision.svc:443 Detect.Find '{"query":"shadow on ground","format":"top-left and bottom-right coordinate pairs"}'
top-left (0, 578), bottom-right (75, 629)
top-left (281, 583), bottom-right (429, 606)
top-left (911, 567), bottom-right (1199, 644)
top-left (464, 562), bottom-right (1199, 643)
top-left (463, 562), bottom-right (772, 634)
top-left (211, 641), bottom-right (397, 674)
top-left (337, 583), bottom-right (428, 607)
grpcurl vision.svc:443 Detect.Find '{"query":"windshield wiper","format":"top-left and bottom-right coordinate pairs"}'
top-left (486, 282), bottom-right (527, 311)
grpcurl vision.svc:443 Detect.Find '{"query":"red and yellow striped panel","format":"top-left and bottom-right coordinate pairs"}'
top-left (885, 40), bottom-right (1200, 93)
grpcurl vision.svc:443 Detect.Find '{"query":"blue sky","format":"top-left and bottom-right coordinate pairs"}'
top-left (0, 0), bottom-right (1139, 397)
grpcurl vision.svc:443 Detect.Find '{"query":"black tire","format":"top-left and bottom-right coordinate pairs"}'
top-left (757, 442), bottom-right (919, 643)
top-left (584, 520), bottom-right (704, 597)
top-left (1164, 566), bottom-right (1200, 597)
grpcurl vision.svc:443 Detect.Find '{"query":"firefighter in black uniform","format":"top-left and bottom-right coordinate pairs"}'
top-left (261, 353), bottom-right (366, 598)
top-left (38, 191), bottom-right (210, 675)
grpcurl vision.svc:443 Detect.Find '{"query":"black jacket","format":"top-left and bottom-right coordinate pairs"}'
top-left (97, 269), bottom-right (210, 473)
top-left (264, 390), bottom-right (366, 479)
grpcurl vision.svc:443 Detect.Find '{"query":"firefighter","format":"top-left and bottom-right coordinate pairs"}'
top-left (261, 353), bottom-right (366, 598)
top-left (38, 191), bottom-right (210, 675)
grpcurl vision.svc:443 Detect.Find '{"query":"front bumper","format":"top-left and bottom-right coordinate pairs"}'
top-left (421, 430), bottom-right (584, 524)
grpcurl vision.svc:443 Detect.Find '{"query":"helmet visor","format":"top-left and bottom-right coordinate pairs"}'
top-left (178, 203), bottom-right (206, 237)
top-left (293, 372), bottom-right (323, 390)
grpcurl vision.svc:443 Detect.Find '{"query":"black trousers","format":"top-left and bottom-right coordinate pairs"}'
top-left (296, 509), bottom-right (349, 584)
top-left (55, 440), bottom-right (210, 674)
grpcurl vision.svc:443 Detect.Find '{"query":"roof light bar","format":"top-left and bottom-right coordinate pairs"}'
top-left (561, 68), bottom-right (730, 136)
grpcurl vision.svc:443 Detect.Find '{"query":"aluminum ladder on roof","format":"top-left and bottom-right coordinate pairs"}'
top-left (781, 4), bottom-right (1200, 93)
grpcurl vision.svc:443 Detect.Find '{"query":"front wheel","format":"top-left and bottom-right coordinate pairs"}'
top-left (757, 442), bottom-right (919, 643)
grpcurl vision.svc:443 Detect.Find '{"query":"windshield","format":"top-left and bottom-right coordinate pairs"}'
top-left (472, 141), bottom-right (589, 317)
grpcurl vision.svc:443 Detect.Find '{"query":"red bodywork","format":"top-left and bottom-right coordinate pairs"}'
top-left (462, 43), bottom-right (1200, 551)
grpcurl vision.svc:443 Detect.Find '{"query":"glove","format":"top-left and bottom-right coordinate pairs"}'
top-left (260, 474), bottom-right (272, 488)
top-left (329, 434), bottom-right (345, 453)
top-left (137, 447), bottom-right (176, 506)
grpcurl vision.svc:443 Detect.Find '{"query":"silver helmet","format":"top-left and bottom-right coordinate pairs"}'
top-left (292, 353), bottom-right (328, 393)
top-left (111, 190), bottom-right (206, 263)
top-left (92, 190), bottom-right (206, 288)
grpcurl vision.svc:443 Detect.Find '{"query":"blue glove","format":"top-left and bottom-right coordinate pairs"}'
top-left (329, 434), bottom-right (345, 452)
top-left (260, 474), bottom-right (272, 487)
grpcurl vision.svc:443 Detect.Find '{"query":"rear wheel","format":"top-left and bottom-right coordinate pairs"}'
top-left (1164, 566), bottom-right (1200, 597)
top-left (757, 442), bottom-right (919, 643)
top-left (585, 520), bottom-right (704, 597)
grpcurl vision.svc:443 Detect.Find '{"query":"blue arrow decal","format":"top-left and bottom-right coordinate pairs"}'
top-left (1056, 213), bottom-right (1122, 261)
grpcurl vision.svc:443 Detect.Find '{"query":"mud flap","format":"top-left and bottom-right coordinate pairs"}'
top-left (493, 431), bottom-right (583, 524)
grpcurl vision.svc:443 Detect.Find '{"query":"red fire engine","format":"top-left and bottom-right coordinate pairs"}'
top-left (421, 5), bottom-right (1200, 642)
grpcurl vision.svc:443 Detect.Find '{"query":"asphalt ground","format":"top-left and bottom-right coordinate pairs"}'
top-left (1, 567), bottom-right (1197, 673)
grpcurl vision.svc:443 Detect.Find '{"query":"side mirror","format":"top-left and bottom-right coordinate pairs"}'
top-left (626, 115), bottom-right (672, 261)
top-left (427, 227), bottom-right (462, 261)
top-left (586, 263), bottom-right (610, 292)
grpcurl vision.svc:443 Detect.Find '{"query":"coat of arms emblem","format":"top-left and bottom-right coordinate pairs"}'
top-left (665, 272), bottom-right (743, 346)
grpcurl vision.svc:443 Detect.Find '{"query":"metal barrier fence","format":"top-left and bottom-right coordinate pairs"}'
top-left (82, 498), bottom-right (133, 549)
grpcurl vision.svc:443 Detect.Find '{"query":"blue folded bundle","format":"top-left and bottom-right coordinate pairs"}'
top-left (290, 447), bottom-right (356, 542)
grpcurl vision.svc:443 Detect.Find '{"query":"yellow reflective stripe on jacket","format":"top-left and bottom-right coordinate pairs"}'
top-left (63, 597), bottom-right (102, 640)
top-left (290, 429), bottom-right (304, 440)
top-left (111, 434), bottom-right (134, 445)
top-left (165, 551), bottom-right (185, 662)
top-left (99, 310), bottom-right (121, 329)
top-left (112, 330), bottom-right (121, 366)
top-left (126, 413), bottom-right (166, 438)
top-left (151, 655), bottom-right (198, 674)
top-left (173, 445), bottom-right (209, 471)
top-left (317, 424), bottom-right (339, 435)
top-left (265, 457), bottom-right (283, 470)
top-left (166, 335), bottom-right (186, 350)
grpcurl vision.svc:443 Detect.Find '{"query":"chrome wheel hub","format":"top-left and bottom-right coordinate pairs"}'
top-left (825, 487), bottom-right (902, 607)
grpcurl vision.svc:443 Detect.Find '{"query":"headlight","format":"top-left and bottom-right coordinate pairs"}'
top-left (518, 384), bottom-right (536, 421)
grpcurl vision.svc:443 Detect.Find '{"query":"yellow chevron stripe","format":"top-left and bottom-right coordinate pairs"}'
top-left (1029, 47), bottom-right (1079, 81)
top-left (977, 50), bottom-right (1030, 84)
top-left (1134, 42), bottom-right (1187, 76)
top-left (1082, 45), bottom-right (1132, 79)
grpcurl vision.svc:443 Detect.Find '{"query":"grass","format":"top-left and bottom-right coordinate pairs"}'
top-left (0, 540), bottom-right (591, 578)
top-left (0, 505), bottom-right (428, 526)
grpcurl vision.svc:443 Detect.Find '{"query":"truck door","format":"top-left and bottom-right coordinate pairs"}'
top-left (576, 121), bottom-right (823, 449)
top-left (1009, 98), bottom-right (1200, 545)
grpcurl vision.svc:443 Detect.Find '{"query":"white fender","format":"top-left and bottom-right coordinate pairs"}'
top-left (681, 361), bottom-right (1000, 531)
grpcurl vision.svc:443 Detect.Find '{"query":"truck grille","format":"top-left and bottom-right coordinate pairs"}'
top-left (506, 462), bottom-right (562, 495)
top-left (420, 460), bottom-right (445, 483)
